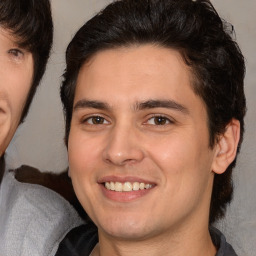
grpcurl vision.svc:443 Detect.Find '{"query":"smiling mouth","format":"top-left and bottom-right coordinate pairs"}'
top-left (104, 181), bottom-right (153, 192)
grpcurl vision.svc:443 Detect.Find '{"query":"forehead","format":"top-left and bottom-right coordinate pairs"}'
top-left (0, 26), bottom-right (31, 54)
top-left (75, 45), bottom-right (199, 104)
top-left (0, 27), bottom-right (18, 46)
top-left (84, 45), bottom-right (191, 78)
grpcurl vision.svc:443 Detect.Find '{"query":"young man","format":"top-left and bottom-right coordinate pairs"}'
top-left (57, 0), bottom-right (246, 255)
top-left (0, 1), bottom-right (82, 255)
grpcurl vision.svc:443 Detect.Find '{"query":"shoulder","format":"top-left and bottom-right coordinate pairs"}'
top-left (210, 227), bottom-right (238, 256)
top-left (0, 171), bottom-right (84, 256)
top-left (55, 222), bottom-right (98, 256)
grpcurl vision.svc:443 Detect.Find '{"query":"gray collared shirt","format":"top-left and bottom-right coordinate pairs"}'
top-left (0, 165), bottom-right (83, 256)
top-left (210, 227), bottom-right (238, 256)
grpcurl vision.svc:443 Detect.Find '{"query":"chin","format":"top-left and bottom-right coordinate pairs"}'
top-left (97, 215), bottom-right (155, 240)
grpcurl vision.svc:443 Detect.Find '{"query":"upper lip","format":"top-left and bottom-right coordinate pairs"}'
top-left (98, 175), bottom-right (156, 185)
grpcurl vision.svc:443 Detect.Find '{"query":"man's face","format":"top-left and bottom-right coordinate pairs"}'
top-left (68, 45), bottom-right (218, 241)
top-left (0, 28), bottom-right (33, 156)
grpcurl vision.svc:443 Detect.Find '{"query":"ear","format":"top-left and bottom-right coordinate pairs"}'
top-left (212, 119), bottom-right (240, 174)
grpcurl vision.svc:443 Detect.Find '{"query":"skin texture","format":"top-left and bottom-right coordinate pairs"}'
top-left (68, 45), bottom-right (240, 256)
top-left (0, 28), bottom-right (33, 156)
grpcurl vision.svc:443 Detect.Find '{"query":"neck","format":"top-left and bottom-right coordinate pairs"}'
top-left (93, 225), bottom-right (216, 256)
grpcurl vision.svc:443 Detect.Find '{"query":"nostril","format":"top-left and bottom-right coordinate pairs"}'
top-left (102, 132), bottom-right (145, 165)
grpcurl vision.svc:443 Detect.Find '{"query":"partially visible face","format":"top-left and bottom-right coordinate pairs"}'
top-left (68, 45), bottom-right (218, 241)
top-left (0, 28), bottom-right (33, 156)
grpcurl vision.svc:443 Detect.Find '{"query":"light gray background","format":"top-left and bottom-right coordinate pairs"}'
top-left (5, 0), bottom-right (256, 255)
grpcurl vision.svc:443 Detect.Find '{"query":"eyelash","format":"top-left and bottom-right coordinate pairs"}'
top-left (8, 49), bottom-right (24, 58)
top-left (82, 115), bottom-right (109, 125)
top-left (145, 115), bottom-right (174, 126)
top-left (81, 114), bottom-right (174, 126)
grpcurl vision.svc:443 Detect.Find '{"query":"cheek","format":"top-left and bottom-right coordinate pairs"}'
top-left (68, 129), bottom-right (101, 182)
top-left (68, 129), bottom-right (105, 217)
top-left (149, 137), bottom-right (213, 218)
top-left (8, 70), bottom-right (33, 116)
top-left (146, 133), bottom-right (197, 172)
top-left (146, 131), bottom-right (212, 191)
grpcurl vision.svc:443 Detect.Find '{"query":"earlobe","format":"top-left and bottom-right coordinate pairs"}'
top-left (212, 119), bottom-right (240, 174)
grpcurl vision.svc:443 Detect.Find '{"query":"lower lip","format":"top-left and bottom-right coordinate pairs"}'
top-left (100, 184), bottom-right (154, 202)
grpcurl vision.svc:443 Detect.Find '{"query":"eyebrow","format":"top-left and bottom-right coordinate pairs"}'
top-left (74, 99), bottom-right (111, 111)
top-left (135, 99), bottom-right (189, 114)
top-left (73, 99), bottom-right (189, 114)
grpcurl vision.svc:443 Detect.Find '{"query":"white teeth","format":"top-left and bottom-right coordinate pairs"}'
top-left (139, 183), bottom-right (145, 190)
top-left (123, 182), bottom-right (133, 192)
top-left (115, 182), bottom-right (123, 192)
top-left (105, 182), bottom-right (111, 190)
top-left (132, 182), bottom-right (140, 191)
top-left (104, 181), bottom-right (153, 192)
top-left (145, 184), bottom-right (152, 189)
top-left (110, 182), bottom-right (115, 191)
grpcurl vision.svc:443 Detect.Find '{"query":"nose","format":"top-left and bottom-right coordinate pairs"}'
top-left (102, 124), bottom-right (145, 166)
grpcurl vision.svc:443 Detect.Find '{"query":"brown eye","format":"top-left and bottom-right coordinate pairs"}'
top-left (147, 116), bottom-right (172, 125)
top-left (154, 116), bottom-right (168, 125)
top-left (8, 49), bottom-right (24, 58)
top-left (92, 116), bottom-right (104, 124)
top-left (85, 116), bottom-right (108, 125)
